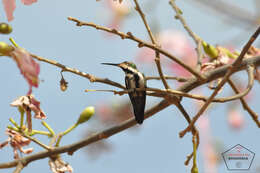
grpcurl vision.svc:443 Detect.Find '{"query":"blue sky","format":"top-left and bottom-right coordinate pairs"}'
top-left (0, 0), bottom-right (259, 173)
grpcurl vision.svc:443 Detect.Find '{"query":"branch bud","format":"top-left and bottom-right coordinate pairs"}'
top-left (0, 23), bottom-right (12, 34)
top-left (0, 42), bottom-right (14, 55)
top-left (76, 106), bottom-right (95, 125)
top-left (202, 41), bottom-right (218, 59)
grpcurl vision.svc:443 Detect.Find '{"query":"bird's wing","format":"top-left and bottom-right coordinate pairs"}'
top-left (125, 75), bottom-right (145, 124)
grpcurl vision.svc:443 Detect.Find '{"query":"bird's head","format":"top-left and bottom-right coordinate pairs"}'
top-left (102, 61), bottom-right (138, 73)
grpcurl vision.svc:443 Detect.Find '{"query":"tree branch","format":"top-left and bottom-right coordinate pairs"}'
top-left (1, 54), bottom-right (260, 169)
top-left (133, 0), bottom-right (171, 89)
top-left (31, 54), bottom-right (125, 89)
top-left (179, 26), bottom-right (260, 137)
top-left (67, 17), bottom-right (205, 80)
top-left (169, 0), bottom-right (203, 70)
top-left (228, 79), bottom-right (260, 127)
top-left (0, 99), bottom-right (171, 169)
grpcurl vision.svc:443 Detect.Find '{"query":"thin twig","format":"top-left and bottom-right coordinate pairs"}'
top-left (0, 99), bottom-right (171, 169)
top-left (22, 133), bottom-right (52, 151)
top-left (175, 103), bottom-right (200, 165)
top-left (34, 53), bottom-right (260, 103)
top-left (133, 0), bottom-right (170, 89)
top-left (169, 0), bottom-right (203, 70)
top-left (31, 54), bottom-right (125, 89)
top-left (13, 162), bottom-right (23, 173)
top-left (179, 26), bottom-right (260, 137)
top-left (218, 64), bottom-right (254, 102)
top-left (145, 76), bottom-right (188, 82)
top-left (86, 85), bottom-right (254, 103)
top-left (133, 0), bottom-right (156, 44)
top-left (191, 133), bottom-right (198, 173)
top-left (67, 17), bottom-right (205, 80)
top-left (228, 80), bottom-right (260, 127)
top-left (1, 55), bottom-right (260, 169)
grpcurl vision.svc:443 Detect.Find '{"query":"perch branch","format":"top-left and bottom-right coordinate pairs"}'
top-left (31, 54), bottom-right (125, 89)
top-left (1, 55), bottom-right (260, 169)
top-left (145, 76), bottom-right (188, 82)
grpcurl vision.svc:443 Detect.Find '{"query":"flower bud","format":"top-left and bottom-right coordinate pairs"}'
top-left (0, 42), bottom-right (14, 55)
top-left (0, 23), bottom-right (12, 34)
top-left (202, 41), bottom-right (218, 59)
top-left (191, 166), bottom-right (199, 173)
top-left (76, 106), bottom-right (95, 125)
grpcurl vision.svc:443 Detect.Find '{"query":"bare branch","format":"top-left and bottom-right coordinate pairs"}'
top-left (145, 76), bottom-right (188, 82)
top-left (169, 0), bottom-right (203, 70)
top-left (133, 0), bottom-right (170, 89)
top-left (228, 80), bottom-right (260, 127)
top-left (179, 26), bottom-right (260, 137)
top-left (0, 99), bottom-right (171, 169)
top-left (31, 54), bottom-right (125, 89)
top-left (13, 162), bottom-right (23, 173)
top-left (67, 17), bottom-right (205, 80)
top-left (1, 54), bottom-right (260, 169)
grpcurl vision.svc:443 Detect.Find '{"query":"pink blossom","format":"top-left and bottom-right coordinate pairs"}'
top-left (106, 0), bottom-right (131, 30)
top-left (227, 110), bottom-right (245, 130)
top-left (0, 129), bottom-right (33, 159)
top-left (21, 0), bottom-right (37, 5)
top-left (96, 103), bottom-right (113, 122)
top-left (96, 101), bottom-right (133, 124)
top-left (2, 0), bottom-right (16, 21)
top-left (158, 30), bottom-right (197, 77)
top-left (10, 48), bottom-right (40, 94)
top-left (2, 0), bottom-right (37, 21)
top-left (201, 46), bottom-right (235, 74)
top-left (11, 95), bottom-right (46, 132)
top-left (136, 30), bottom-right (197, 77)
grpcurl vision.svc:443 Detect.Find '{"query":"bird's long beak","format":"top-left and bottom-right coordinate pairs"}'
top-left (101, 63), bottom-right (120, 67)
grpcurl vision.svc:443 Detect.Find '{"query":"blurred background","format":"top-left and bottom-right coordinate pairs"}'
top-left (0, 0), bottom-right (260, 172)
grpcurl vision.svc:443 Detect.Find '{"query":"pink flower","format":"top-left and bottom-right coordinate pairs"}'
top-left (136, 30), bottom-right (197, 77)
top-left (227, 110), bottom-right (245, 130)
top-left (11, 95), bottom-right (46, 119)
top-left (10, 47), bottom-right (40, 94)
top-left (106, 0), bottom-right (131, 30)
top-left (201, 46), bottom-right (235, 74)
top-left (21, 0), bottom-right (37, 5)
top-left (0, 129), bottom-right (33, 159)
top-left (11, 95), bottom-right (46, 132)
top-left (96, 101), bottom-right (133, 124)
top-left (2, 0), bottom-right (37, 21)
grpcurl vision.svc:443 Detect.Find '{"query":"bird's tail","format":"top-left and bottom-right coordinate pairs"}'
top-left (134, 107), bottom-right (144, 124)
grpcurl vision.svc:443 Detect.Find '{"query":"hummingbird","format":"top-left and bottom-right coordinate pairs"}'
top-left (102, 61), bottom-right (146, 124)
